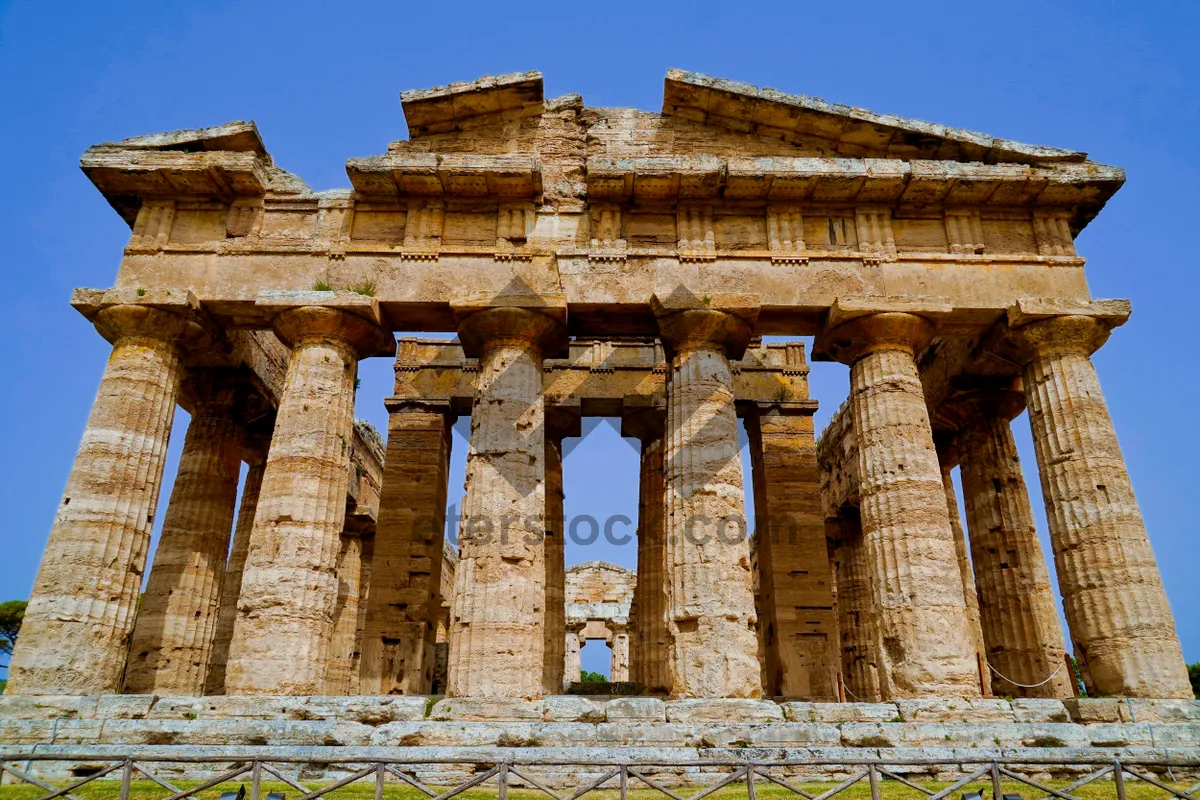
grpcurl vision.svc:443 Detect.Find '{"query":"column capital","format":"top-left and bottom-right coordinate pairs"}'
top-left (454, 306), bottom-right (568, 359)
top-left (817, 311), bottom-right (936, 366)
top-left (651, 292), bottom-right (759, 359)
top-left (1007, 314), bottom-right (1114, 363)
top-left (256, 290), bottom-right (394, 358)
top-left (72, 287), bottom-right (219, 352)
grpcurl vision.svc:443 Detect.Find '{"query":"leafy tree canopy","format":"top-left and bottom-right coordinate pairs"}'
top-left (1188, 662), bottom-right (1199, 700)
top-left (580, 670), bottom-right (608, 684)
top-left (0, 600), bottom-right (26, 658)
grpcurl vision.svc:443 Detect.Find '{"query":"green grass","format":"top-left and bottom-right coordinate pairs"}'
top-left (0, 775), bottom-right (1191, 800)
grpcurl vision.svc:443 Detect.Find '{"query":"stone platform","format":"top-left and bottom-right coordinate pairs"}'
top-left (2, 696), bottom-right (1198, 785)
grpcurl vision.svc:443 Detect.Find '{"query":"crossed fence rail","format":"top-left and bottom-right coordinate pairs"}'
top-left (1, 753), bottom-right (1198, 800)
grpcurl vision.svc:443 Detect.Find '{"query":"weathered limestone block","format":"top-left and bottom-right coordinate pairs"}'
top-left (97, 718), bottom-right (375, 746)
top-left (1010, 314), bottom-right (1191, 698)
top-left (564, 627), bottom-right (582, 684)
top-left (205, 438), bottom-right (268, 695)
top-left (1119, 698), bottom-right (1200, 723)
top-left (781, 702), bottom-right (899, 723)
top-left (125, 377), bottom-right (244, 696)
top-left (0, 695), bottom-right (99, 720)
top-left (653, 294), bottom-right (762, 699)
top-left (96, 695), bottom-right (157, 719)
top-left (952, 394), bottom-right (1071, 699)
top-left (1011, 698), bottom-right (1071, 723)
top-left (623, 406), bottom-right (672, 695)
top-left (324, 529), bottom-right (365, 694)
top-left (747, 403), bottom-right (839, 701)
top-left (819, 311), bottom-right (980, 698)
top-left (606, 696), bottom-right (666, 721)
top-left (360, 400), bottom-right (452, 695)
top-left (294, 696), bottom-right (429, 724)
top-left (447, 307), bottom-right (567, 698)
top-left (543, 696), bottom-right (607, 722)
top-left (225, 297), bottom-right (391, 695)
top-left (596, 722), bottom-right (705, 746)
top-left (1063, 698), bottom-right (1124, 723)
top-left (610, 625), bottom-right (630, 682)
top-left (933, 439), bottom-right (989, 695)
top-left (666, 699), bottom-right (785, 722)
top-left (429, 698), bottom-right (545, 721)
top-left (895, 698), bottom-right (1015, 722)
top-left (0, 720), bottom-right (103, 744)
top-left (8, 294), bottom-right (212, 696)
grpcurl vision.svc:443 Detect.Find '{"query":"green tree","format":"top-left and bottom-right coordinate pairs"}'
top-left (1188, 662), bottom-right (1200, 700)
top-left (580, 670), bottom-right (608, 684)
top-left (0, 600), bottom-right (26, 662)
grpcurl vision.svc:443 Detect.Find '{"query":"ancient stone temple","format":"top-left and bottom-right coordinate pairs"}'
top-left (6, 69), bottom-right (1192, 708)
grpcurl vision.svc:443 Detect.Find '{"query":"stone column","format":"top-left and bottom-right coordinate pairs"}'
top-left (124, 376), bottom-right (244, 695)
top-left (610, 622), bottom-right (630, 682)
top-left (350, 534), bottom-right (374, 695)
top-left (360, 400), bottom-right (454, 695)
top-left (8, 292), bottom-right (211, 696)
top-left (225, 296), bottom-right (390, 695)
top-left (205, 433), bottom-right (270, 695)
top-left (564, 624), bottom-right (583, 684)
top-left (447, 307), bottom-right (567, 698)
top-left (1010, 314), bottom-right (1190, 697)
top-left (933, 437), bottom-right (990, 697)
top-left (950, 394), bottom-right (1071, 698)
top-left (652, 293), bottom-right (762, 698)
top-left (828, 513), bottom-right (881, 701)
top-left (542, 408), bottom-right (577, 695)
top-left (746, 402), bottom-right (839, 701)
top-left (819, 311), bottom-right (980, 698)
top-left (623, 405), bottom-right (671, 695)
top-left (324, 526), bottom-right (365, 695)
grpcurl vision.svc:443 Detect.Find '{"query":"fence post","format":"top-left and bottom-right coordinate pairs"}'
top-left (868, 764), bottom-right (880, 800)
top-left (120, 759), bottom-right (133, 800)
top-left (251, 761), bottom-right (262, 800)
top-left (620, 764), bottom-right (629, 800)
top-left (990, 761), bottom-right (1002, 800)
top-left (375, 763), bottom-right (385, 800)
top-left (498, 762), bottom-right (508, 800)
top-left (1114, 759), bottom-right (1127, 800)
top-left (837, 672), bottom-right (846, 703)
top-left (746, 765), bottom-right (756, 800)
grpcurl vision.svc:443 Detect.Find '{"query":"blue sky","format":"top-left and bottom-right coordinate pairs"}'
top-left (1, 0), bottom-right (1196, 680)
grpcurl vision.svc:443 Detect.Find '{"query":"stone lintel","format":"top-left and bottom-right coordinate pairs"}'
top-left (92, 121), bottom-right (267, 156)
top-left (400, 71), bottom-right (544, 138)
top-left (383, 397), bottom-right (456, 417)
top-left (254, 290), bottom-right (395, 357)
top-left (546, 401), bottom-right (582, 440)
top-left (750, 399), bottom-right (820, 416)
top-left (621, 397), bottom-right (666, 441)
top-left (70, 286), bottom-right (220, 352)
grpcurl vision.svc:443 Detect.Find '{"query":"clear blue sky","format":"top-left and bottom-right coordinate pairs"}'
top-left (1, 0), bottom-right (1196, 680)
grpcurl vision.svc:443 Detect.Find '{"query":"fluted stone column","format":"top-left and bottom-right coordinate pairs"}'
top-left (1010, 314), bottom-right (1190, 697)
top-left (623, 406), bottom-right (671, 695)
top-left (542, 409), bottom-right (577, 695)
top-left (447, 307), bottom-right (567, 698)
top-left (829, 514), bottom-right (881, 701)
top-left (746, 402), bottom-right (839, 700)
top-left (324, 527), bottom-right (365, 694)
top-left (821, 312), bottom-right (980, 698)
top-left (653, 294), bottom-right (762, 698)
top-left (950, 394), bottom-right (1071, 698)
top-left (206, 435), bottom-right (270, 695)
top-left (124, 377), bottom-right (244, 695)
top-left (225, 298), bottom-right (390, 695)
top-left (564, 625), bottom-right (583, 684)
top-left (610, 623), bottom-right (630, 682)
top-left (9, 294), bottom-right (210, 696)
top-left (360, 400), bottom-right (453, 695)
top-left (934, 438), bottom-right (990, 697)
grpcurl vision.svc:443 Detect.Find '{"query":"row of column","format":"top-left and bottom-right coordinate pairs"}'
top-left (10, 297), bottom-right (1190, 700)
top-left (8, 298), bottom-right (391, 697)
top-left (823, 312), bottom-right (1190, 700)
